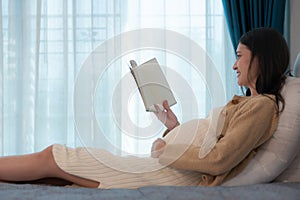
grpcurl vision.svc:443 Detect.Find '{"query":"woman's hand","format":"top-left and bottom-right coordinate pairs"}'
top-left (151, 138), bottom-right (166, 158)
top-left (154, 100), bottom-right (179, 131)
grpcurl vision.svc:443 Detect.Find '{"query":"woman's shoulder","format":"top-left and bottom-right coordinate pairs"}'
top-left (229, 94), bottom-right (277, 111)
top-left (232, 94), bottom-right (275, 102)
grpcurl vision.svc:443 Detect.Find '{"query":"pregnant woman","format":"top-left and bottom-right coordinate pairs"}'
top-left (0, 27), bottom-right (289, 189)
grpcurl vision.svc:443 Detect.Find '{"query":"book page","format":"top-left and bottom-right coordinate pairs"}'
top-left (131, 58), bottom-right (177, 112)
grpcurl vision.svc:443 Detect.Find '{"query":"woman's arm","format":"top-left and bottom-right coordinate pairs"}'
top-left (159, 96), bottom-right (279, 175)
top-left (151, 100), bottom-right (179, 157)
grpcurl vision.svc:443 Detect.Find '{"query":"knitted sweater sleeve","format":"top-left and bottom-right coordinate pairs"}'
top-left (158, 96), bottom-right (278, 176)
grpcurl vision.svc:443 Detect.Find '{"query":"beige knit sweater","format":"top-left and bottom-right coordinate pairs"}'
top-left (159, 95), bottom-right (279, 186)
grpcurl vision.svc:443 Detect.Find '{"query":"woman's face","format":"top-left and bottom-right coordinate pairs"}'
top-left (233, 43), bottom-right (259, 95)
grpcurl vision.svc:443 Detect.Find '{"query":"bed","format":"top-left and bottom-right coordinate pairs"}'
top-left (0, 181), bottom-right (299, 200)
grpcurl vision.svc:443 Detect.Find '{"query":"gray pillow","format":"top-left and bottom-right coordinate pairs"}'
top-left (275, 148), bottom-right (300, 182)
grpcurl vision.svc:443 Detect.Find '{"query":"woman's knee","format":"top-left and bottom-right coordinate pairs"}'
top-left (39, 145), bottom-right (54, 160)
top-left (37, 145), bottom-right (59, 175)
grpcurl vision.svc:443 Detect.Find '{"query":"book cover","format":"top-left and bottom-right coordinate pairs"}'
top-left (129, 58), bottom-right (177, 112)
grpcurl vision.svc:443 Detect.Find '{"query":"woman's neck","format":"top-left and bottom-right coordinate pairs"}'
top-left (249, 87), bottom-right (258, 96)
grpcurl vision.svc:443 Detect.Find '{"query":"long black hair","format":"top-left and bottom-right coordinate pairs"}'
top-left (239, 27), bottom-right (290, 112)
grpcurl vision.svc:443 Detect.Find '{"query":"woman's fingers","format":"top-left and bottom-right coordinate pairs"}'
top-left (154, 104), bottom-right (162, 113)
top-left (162, 100), bottom-right (170, 111)
top-left (154, 101), bottom-right (178, 130)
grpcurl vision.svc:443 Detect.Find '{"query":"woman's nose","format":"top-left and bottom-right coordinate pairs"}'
top-left (232, 62), bottom-right (238, 70)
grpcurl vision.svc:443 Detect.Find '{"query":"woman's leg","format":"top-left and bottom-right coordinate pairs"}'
top-left (0, 145), bottom-right (99, 188)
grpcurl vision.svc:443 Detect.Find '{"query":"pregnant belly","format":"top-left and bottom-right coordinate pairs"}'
top-left (164, 118), bottom-right (210, 147)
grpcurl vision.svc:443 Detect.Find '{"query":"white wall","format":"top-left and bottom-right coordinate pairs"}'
top-left (290, 0), bottom-right (300, 73)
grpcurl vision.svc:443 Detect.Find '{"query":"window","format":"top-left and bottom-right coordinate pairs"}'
top-left (0, 0), bottom-right (236, 156)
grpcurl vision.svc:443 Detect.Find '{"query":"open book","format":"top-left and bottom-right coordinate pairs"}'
top-left (128, 58), bottom-right (177, 112)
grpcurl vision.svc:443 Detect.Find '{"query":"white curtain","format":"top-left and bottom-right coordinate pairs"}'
top-left (0, 0), bottom-right (237, 156)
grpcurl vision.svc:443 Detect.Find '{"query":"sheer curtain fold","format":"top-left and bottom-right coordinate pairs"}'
top-left (34, 0), bottom-right (41, 152)
top-left (0, 0), bottom-right (236, 156)
top-left (0, 0), bottom-right (3, 155)
top-left (5, 0), bottom-right (41, 154)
